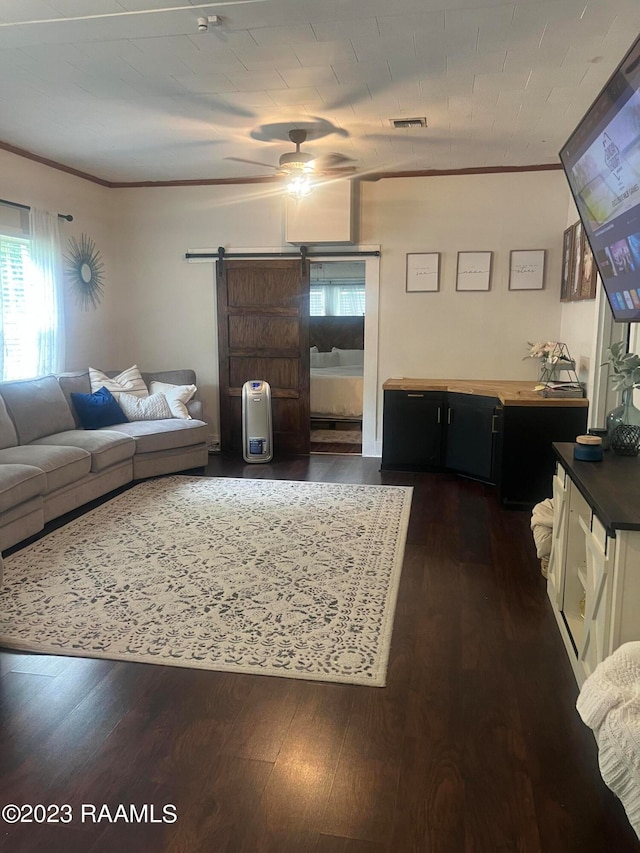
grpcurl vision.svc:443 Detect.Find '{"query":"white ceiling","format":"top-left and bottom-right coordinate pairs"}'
top-left (0, 0), bottom-right (639, 184)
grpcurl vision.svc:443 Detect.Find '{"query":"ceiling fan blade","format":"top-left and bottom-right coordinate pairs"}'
top-left (316, 152), bottom-right (356, 168)
top-left (225, 157), bottom-right (279, 170)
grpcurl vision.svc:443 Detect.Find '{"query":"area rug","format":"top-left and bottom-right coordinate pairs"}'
top-left (0, 476), bottom-right (412, 686)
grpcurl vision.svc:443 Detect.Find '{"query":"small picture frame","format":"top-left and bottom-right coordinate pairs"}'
top-left (509, 249), bottom-right (546, 291)
top-left (456, 251), bottom-right (492, 291)
top-left (406, 252), bottom-right (440, 292)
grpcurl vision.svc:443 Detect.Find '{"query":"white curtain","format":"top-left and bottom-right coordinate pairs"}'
top-left (311, 283), bottom-right (365, 316)
top-left (28, 207), bottom-right (65, 375)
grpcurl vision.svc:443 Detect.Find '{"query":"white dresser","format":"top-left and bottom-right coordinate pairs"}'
top-left (547, 442), bottom-right (640, 686)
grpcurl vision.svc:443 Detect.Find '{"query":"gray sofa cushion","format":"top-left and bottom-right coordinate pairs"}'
top-left (102, 418), bottom-right (208, 454)
top-left (57, 371), bottom-right (91, 428)
top-left (31, 430), bottom-right (136, 473)
top-left (0, 464), bottom-right (46, 513)
top-left (141, 369), bottom-right (196, 388)
top-left (0, 376), bottom-right (76, 444)
top-left (0, 445), bottom-right (91, 493)
top-left (0, 394), bottom-right (18, 450)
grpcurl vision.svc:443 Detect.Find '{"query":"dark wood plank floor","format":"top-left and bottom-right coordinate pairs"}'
top-left (309, 442), bottom-right (362, 454)
top-left (0, 455), bottom-right (637, 852)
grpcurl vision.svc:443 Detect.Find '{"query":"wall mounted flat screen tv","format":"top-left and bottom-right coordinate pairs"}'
top-left (560, 33), bottom-right (640, 322)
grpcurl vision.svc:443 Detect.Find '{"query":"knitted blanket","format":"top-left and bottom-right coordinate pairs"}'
top-left (576, 641), bottom-right (640, 839)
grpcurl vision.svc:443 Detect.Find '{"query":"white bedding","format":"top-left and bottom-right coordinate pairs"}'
top-left (310, 365), bottom-right (363, 419)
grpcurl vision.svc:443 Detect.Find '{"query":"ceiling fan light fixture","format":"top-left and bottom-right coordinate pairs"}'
top-left (278, 151), bottom-right (315, 173)
top-left (286, 169), bottom-right (313, 199)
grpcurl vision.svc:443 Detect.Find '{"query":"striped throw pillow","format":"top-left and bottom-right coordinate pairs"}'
top-left (89, 365), bottom-right (148, 400)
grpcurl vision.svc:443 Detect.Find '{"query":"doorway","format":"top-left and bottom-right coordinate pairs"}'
top-left (213, 247), bottom-right (380, 459)
top-left (309, 260), bottom-right (365, 454)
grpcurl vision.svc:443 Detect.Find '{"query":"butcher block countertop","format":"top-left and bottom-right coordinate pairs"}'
top-left (382, 378), bottom-right (589, 407)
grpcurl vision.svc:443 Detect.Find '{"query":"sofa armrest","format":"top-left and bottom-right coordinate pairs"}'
top-left (186, 399), bottom-right (203, 420)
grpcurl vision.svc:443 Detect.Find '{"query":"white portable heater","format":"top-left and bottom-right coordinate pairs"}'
top-left (241, 380), bottom-right (273, 463)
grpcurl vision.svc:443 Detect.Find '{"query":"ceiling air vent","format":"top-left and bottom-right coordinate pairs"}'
top-left (390, 117), bottom-right (427, 129)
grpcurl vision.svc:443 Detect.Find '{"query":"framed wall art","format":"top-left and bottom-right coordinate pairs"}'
top-left (64, 234), bottom-right (105, 311)
top-left (569, 220), bottom-right (583, 301)
top-left (579, 235), bottom-right (598, 299)
top-left (456, 251), bottom-right (492, 291)
top-left (560, 225), bottom-right (574, 301)
top-left (509, 249), bottom-right (546, 290)
top-left (406, 252), bottom-right (440, 292)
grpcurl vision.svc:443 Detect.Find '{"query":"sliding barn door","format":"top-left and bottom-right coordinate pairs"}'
top-left (217, 259), bottom-right (310, 456)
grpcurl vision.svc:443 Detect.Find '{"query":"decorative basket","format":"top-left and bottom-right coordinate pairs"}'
top-left (611, 423), bottom-right (640, 456)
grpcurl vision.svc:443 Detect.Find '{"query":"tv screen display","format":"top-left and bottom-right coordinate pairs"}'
top-left (560, 33), bottom-right (640, 322)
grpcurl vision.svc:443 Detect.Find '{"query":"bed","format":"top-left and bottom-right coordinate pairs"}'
top-left (310, 347), bottom-right (363, 420)
top-left (309, 317), bottom-right (365, 421)
top-left (311, 362), bottom-right (363, 419)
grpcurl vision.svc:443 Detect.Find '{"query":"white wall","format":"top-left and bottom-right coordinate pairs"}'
top-left (360, 171), bottom-right (584, 445)
top-left (109, 183), bottom-right (288, 431)
top-left (360, 171), bottom-right (573, 387)
top-left (106, 170), bottom-right (583, 446)
top-left (5, 154), bottom-right (601, 449)
top-left (0, 148), bottom-right (117, 371)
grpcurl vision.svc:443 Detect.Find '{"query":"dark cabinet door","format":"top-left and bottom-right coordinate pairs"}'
top-left (444, 393), bottom-right (500, 482)
top-left (500, 405), bottom-right (588, 507)
top-left (382, 390), bottom-right (444, 469)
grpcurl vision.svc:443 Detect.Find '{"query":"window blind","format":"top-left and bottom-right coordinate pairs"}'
top-left (0, 234), bottom-right (36, 379)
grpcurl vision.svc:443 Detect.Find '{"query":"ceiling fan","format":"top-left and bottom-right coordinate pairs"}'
top-left (226, 129), bottom-right (356, 194)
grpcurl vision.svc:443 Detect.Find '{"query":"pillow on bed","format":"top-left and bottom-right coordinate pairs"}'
top-left (331, 348), bottom-right (364, 367)
top-left (310, 350), bottom-right (340, 368)
top-left (310, 346), bottom-right (319, 353)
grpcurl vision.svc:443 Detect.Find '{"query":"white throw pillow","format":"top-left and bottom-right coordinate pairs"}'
top-left (310, 350), bottom-right (340, 368)
top-left (331, 347), bottom-right (364, 367)
top-left (89, 365), bottom-right (149, 399)
top-left (118, 391), bottom-right (172, 421)
top-left (149, 380), bottom-right (196, 419)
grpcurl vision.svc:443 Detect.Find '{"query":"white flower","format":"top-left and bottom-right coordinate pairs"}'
top-left (526, 341), bottom-right (558, 359)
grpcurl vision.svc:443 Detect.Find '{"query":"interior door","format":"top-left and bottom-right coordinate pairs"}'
top-left (217, 259), bottom-right (310, 455)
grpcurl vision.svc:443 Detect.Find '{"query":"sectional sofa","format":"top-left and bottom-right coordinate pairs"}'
top-left (0, 368), bottom-right (209, 564)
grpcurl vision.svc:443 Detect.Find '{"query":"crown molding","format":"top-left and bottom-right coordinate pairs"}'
top-left (0, 138), bottom-right (563, 189)
top-left (0, 140), bottom-right (112, 187)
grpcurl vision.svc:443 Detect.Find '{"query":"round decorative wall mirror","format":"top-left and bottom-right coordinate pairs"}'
top-left (64, 234), bottom-right (105, 310)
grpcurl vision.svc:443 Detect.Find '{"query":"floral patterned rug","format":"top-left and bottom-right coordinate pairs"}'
top-left (0, 476), bottom-right (412, 686)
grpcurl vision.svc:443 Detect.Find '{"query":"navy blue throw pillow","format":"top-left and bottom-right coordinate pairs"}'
top-left (70, 386), bottom-right (129, 430)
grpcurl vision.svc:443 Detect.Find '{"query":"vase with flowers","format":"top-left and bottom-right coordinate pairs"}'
top-left (603, 340), bottom-right (640, 454)
top-left (525, 341), bottom-right (576, 383)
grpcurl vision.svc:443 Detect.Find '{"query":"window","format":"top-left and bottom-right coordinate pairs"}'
top-left (0, 205), bottom-right (64, 381)
top-left (0, 233), bottom-right (39, 379)
top-left (309, 261), bottom-right (366, 317)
